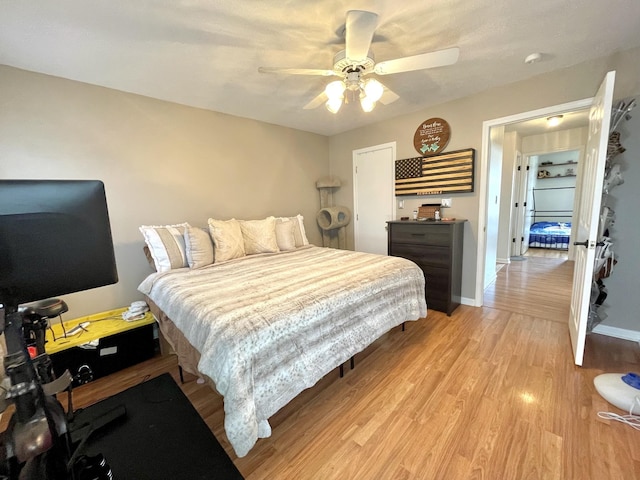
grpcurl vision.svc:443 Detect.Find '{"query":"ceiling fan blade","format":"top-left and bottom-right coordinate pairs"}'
top-left (379, 84), bottom-right (400, 105)
top-left (374, 47), bottom-right (460, 75)
top-left (303, 92), bottom-right (327, 110)
top-left (258, 67), bottom-right (337, 76)
top-left (345, 10), bottom-right (378, 62)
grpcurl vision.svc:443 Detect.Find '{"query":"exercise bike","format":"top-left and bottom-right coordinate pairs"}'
top-left (0, 299), bottom-right (115, 479)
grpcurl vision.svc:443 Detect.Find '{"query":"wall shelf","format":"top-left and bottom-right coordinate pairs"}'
top-left (538, 174), bottom-right (576, 179)
top-left (538, 161), bottom-right (577, 168)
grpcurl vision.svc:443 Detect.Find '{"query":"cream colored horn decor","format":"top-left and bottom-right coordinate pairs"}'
top-left (316, 176), bottom-right (351, 249)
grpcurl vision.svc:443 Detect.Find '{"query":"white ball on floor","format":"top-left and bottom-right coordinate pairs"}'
top-left (197, 377), bottom-right (205, 384)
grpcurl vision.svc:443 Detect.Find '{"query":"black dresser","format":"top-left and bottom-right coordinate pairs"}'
top-left (387, 220), bottom-right (465, 316)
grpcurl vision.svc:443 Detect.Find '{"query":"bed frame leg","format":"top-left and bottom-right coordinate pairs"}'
top-left (339, 356), bottom-right (356, 378)
top-left (178, 365), bottom-right (184, 384)
top-left (402, 322), bottom-right (405, 332)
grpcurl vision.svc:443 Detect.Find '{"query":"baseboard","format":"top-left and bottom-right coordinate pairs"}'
top-left (592, 324), bottom-right (640, 342)
top-left (497, 257), bottom-right (510, 264)
top-left (461, 296), bottom-right (476, 307)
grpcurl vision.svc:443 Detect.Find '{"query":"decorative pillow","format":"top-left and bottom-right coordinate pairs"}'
top-left (275, 219), bottom-right (297, 251)
top-left (207, 218), bottom-right (246, 263)
top-left (139, 223), bottom-right (189, 272)
top-left (239, 217), bottom-right (279, 255)
top-left (278, 214), bottom-right (309, 247)
top-left (185, 226), bottom-right (214, 269)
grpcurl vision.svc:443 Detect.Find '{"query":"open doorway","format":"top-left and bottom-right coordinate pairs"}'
top-left (497, 110), bottom-right (590, 268)
top-left (475, 97), bottom-right (592, 302)
top-left (518, 148), bottom-right (582, 260)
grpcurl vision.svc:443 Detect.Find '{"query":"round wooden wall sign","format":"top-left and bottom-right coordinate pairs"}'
top-left (413, 118), bottom-right (451, 156)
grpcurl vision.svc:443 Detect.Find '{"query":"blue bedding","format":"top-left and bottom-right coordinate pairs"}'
top-left (529, 221), bottom-right (572, 250)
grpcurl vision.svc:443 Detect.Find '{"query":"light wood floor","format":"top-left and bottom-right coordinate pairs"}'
top-left (5, 260), bottom-right (640, 479)
top-left (524, 247), bottom-right (569, 259)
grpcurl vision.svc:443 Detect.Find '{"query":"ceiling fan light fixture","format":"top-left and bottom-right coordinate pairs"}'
top-left (326, 97), bottom-right (343, 114)
top-left (360, 95), bottom-right (376, 113)
top-left (325, 80), bottom-right (346, 100)
top-left (363, 79), bottom-right (384, 102)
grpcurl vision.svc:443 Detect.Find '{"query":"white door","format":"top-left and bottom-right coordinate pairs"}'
top-left (509, 151), bottom-right (522, 257)
top-left (569, 71), bottom-right (615, 366)
top-left (353, 142), bottom-right (396, 255)
top-left (521, 155), bottom-right (536, 255)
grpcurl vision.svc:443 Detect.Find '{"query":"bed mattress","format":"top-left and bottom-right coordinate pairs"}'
top-left (529, 221), bottom-right (572, 250)
top-left (138, 245), bottom-right (426, 456)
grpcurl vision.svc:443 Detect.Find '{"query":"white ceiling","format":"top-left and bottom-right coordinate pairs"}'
top-left (505, 110), bottom-right (590, 137)
top-left (1, 1), bottom-right (640, 136)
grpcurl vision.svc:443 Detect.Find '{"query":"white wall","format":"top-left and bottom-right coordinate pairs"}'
top-left (497, 131), bottom-right (518, 262)
top-left (484, 126), bottom-right (504, 287)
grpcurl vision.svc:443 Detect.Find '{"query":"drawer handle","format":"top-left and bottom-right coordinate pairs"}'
top-left (410, 233), bottom-right (425, 237)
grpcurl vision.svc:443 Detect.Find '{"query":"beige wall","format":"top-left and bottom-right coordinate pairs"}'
top-left (329, 46), bottom-right (640, 305)
top-left (0, 66), bottom-right (329, 318)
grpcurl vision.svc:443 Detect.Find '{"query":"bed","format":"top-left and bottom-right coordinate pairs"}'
top-left (528, 221), bottom-right (572, 250)
top-left (138, 243), bottom-right (426, 457)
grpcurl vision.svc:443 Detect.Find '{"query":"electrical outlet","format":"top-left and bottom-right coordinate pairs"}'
top-left (398, 199), bottom-right (405, 209)
top-left (441, 198), bottom-right (452, 208)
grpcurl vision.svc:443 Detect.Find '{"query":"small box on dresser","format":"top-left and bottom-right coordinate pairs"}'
top-left (387, 220), bottom-right (465, 316)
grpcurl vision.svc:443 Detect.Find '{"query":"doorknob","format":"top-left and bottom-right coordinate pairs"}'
top-left (573, 240), bottom-right (606, 247)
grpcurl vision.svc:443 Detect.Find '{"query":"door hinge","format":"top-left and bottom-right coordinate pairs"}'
top-left (515, 202), bottom-right (518, 208)
top-left (521, 236), bottom-right (524, 242)
top-left (523, 201), bottom-right (527, 207)
top-left (526, 165), bottom-right (530, 170)
top-left (517, 165), bottom-right (521, 171)
top-left (512, 238), bottom-right (516, 243)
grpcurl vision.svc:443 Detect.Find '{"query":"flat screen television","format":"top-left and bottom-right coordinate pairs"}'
top-left (0, 180), bottom-right (118, 311)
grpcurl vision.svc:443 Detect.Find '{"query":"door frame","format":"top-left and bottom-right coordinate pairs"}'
top-left (475, 98), bottom-right (592, 306)
top-left (514, 146), bottom-right (585, 260)
top-left (352, 141), bottom-right (396, 253)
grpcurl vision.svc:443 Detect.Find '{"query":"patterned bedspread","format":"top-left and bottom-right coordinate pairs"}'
top-left (138, 246), bottom-right (426, 456)
top-left (529, 221), bottom-right (572, 249)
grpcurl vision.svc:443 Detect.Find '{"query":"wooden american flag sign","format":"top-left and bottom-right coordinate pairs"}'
top-left (395, 148), bottom-right (475, 196)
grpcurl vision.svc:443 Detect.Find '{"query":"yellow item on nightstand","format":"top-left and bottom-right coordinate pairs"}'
top-left (45, 307), bottom-right (156, 355)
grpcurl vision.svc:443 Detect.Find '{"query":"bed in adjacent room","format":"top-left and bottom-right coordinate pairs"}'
top-left (138, 218), bottom-right (427, 457)
top-left (528, 221), bottom-right (572, 250)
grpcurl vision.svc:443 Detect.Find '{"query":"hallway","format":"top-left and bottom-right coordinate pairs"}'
top-left (484, 255), bottom-right (573, 321)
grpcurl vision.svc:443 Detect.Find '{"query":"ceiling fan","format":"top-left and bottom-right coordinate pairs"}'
top-left (258, 10), bottom-right (459, 113)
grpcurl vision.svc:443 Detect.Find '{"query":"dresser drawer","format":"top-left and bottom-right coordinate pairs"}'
top-left (389, 223), bottom-right (451, 246)
top-left (389, 244), bottom-right (450, 268)
top-left (423, 266), bottom-right (451, 312)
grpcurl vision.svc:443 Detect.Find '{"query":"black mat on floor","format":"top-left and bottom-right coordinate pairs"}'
top-left (71, 372), bottom-right (244, 480)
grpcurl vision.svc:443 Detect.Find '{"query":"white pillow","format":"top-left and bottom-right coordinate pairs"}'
top-left (275, 219), bottom-right (297, 251)
top-left (278, 215), bottom-right (309, 247)
top-left (185, 226), bottom-right (214, 269)
top-left (239, 217), bottom-right (279, 255)
top-left (208, 218), bottom-right (246, 263)
top-left (139, 223), bottom-right (189, 272)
